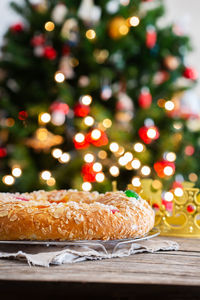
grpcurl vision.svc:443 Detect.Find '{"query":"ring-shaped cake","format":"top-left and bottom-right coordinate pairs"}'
top-left (0, 190), bottom-right (154, 240)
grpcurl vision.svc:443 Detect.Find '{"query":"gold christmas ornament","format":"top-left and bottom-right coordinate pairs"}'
top-left (93, 49), bottom-right (109, 64)
top-left (164, 55), bottom-right (180, 70)
top-left (34, 0), bottom-right (48, 13)
top-left (108, 17), bottom-right (129, 39)
top-left (26, 128), bottom-right (63, 151)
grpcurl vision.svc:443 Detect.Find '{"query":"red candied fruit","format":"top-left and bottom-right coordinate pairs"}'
top-left (187, 205), bottom-right (195, 213)
top-left (111, 209), bottom-right (119, 214)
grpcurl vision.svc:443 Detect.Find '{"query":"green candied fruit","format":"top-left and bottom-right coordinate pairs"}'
top-left (125, 189), bottom-right (139, 199)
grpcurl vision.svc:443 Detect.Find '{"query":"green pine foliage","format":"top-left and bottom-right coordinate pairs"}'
top-left (0, 0), bottom-right (198, 192)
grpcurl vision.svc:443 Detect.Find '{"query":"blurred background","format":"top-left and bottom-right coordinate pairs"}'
top-left (0, 0), bottom-right (199, 198)
top-left (1, 0), bottom-right (200, 96)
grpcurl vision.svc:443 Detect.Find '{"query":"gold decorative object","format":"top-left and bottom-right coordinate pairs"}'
top-left (126, 179), bottom-right (200, 238)
top-left (108, 17), bottom-right (129, 39)
top-left (26, 128), bottom-right (63, 151)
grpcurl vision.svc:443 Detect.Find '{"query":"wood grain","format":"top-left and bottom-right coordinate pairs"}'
top-left (0, 236), bottom-right (200, 287)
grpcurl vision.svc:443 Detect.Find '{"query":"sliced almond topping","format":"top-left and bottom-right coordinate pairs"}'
top-left (53, 208), bottom-right (63, 218)
top-left (0, 210), bottom-right (8, 217)
top-left (88, 229), bottom-right (93, 235)
top-left (10, 214), bottom-right (18, 222)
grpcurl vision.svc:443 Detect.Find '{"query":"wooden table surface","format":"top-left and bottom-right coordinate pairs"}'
top-left (0, 236), bottom-right (200, 299)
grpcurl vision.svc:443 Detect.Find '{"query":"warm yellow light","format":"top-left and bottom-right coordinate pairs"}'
top-left (117, 146), bottom-right (125, 156)
top-left (166, 152), bottom-right (176, 162)
top-left (59, 152), bottom-right (70, 163)
top-left (174, 187), bottom-right (184, 197)
top-left (93, 162), bottom-right (102, 172)
top-left (81, 95), bottom-right (92, 105)
top-left (54, 71), bottom-right (65, 83)
top-left (82, 182), bottom-right (92, 191)
top-left (86, 29), bottom-right (96, 40)
top-left (5, 118), bottom-right (15, 127)
top-left (41, 170), bottom-right (51, 180)
top-left (2, 175), bottom-right (15, 185)
top-left (129, 16), bottom-right (140, 27)
top-left (173, 122), bottom-right (183, 130)
top-left (165, 101), bottom-right (175, 111)
top-left (132, 177), bottom-right (141, 187)
top-left (152, 180), bottom-right (162, 190)
top-left (94, 49), bottom-right (109, 64)
top-left (141, 166), bottom-right (151, 176)
top-left (131, 159), bottom-right (141, 169)
top-left (84, 153), bottom-right (94, 163)
top-left (120, 0), bottom-right (130, 5)
top-left (109, 166), bottom-right (119, 177)
top-left (47, 177), bottom-right (56, 186)
top-left (134, 143), bottom-right (144, 153)
top-left (125, 162), bottom-right (133, 170)
top-left (95, 172), bottom-right (105, 182)
top-left (69, 57), bottom-right (79, 67)
top-left (147, 128), bottom-right (157, 139)
top-left (119, 24), bottom-right (129, 35)
top-left (36, 128), bottom-right (48, 141)
top-left (124, 152), bottom-right (133, 162)
top-left (91, 129), bottom-right (101, 140)
top-left (189, 173), bottom-right (198, 182)
top-left (157, 98), bottom-right (166, 108)
top-left (45, 21), bottom-right (55, 32)
top-left (52, 148), bottom-right (62, 159)
top-left (163, 166), bottom-right (174, 176)
top-left (164, 192), bottom-right (174, 202)
top-left (39, 112), bottom-right (51, 124)
top-left (98, 150), bottom-right (107, 159)
top-left (109, 142), bottom-right (119, 152)
top-left (84, 116), bottom-right (94, 126)
top-left (12, 167), bottom-right (22, 178)
top-left (75, 133), bottom-right (85, 143)
top-left (118, 156), bottom-right (127, 166)
top-left (102, 118), bottom-right (112, 128)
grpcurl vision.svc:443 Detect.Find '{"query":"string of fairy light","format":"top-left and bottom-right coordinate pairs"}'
top-left (1, 1), bottom-right (198, 205)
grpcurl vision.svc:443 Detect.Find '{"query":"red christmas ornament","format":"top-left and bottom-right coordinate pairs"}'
top-left (82, 163), bottom-right (96, 182)
top-left (86, 129), bottom-right (108, 147)
top-left (50, 101), bottom-right (69, 115)
top-left (183, 67), bottom-right (198, 80)
top-left (0, 148), bottom-right (7, 158)
top-left (31, 34), bottom-right (45, 47)
top-left (138, 126), bottom-right (159, 144)
top-left (10, 23), bottom-right (24, 33)
top-left (62, 45), bottom-right (70, 56)
top-left (18, 111), bottom-right (28, 121)
top-left (184, 145), bottom-right (195, 156)
top-left (154, 160), bottom-right (175, 178)
top-left (74, 103), bottom-right (90, 117)
top-left (153, 70), bottom-right (169, 85)
top-left (146, 26), bottom-right (157, 49)
top-left (43, 46), bottom-right (57, 60)
top-left (138, 90), bottom-right (152, 109)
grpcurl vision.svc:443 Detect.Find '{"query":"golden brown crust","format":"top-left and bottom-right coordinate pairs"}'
top-left (0, 190), bottom-right (154, 240)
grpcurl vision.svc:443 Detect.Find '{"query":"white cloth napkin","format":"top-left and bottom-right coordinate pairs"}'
top-left (0, 238), bottom-right (179, 267)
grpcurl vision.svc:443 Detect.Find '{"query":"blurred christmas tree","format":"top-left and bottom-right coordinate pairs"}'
top-left (0, 0), bottom-right (199, 195)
